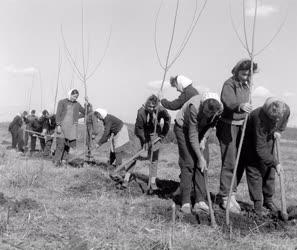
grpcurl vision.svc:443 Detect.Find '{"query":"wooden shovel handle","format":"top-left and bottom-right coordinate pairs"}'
top-left (275, 138), bottom-right (288, 221)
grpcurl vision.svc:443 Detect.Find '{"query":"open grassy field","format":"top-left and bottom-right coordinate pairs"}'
top-left (0, 122), bottom-right (297, 249)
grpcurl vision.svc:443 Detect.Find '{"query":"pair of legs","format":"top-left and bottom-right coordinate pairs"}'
top-left (174, 124), bottom-right (207, 207)
top-left (216, 121), bottom-right (245, 196)
top-left (43, 136), bottom-right (54, 157)
top-left (123, 145), bottom-right (159, 190)
top-left (246, 164), bottom-right (276, 214)
top-left (53, 137), bottom-right (76, 165)
top-left (10, 127), bottom-right (24, 152)
top-left (30, 134), bottom-right (45, 152)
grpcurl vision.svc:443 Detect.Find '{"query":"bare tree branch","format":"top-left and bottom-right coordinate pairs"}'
top-left (242, 0), bottom-right (251, 56)
top-left (53, 48), bottom-right (62, 113)
top-left (81, 0), bottom-right (86, 77)
top-left (229, 0), bottom-right (249, 52)
top-left (86, 25), bottom-right (112, 80)
top-left (167, 0), bottom-right (208, 69)
top-left (60, 25), bottom-right (84, 81)
top-left (160, 0), bottom-right (180, 91)
top-left (170, 0), bottom-right (198, 61)
top-left (154, 0), bottom-right (165, 70)
top-left (255, 5), bottom-right (289, 57)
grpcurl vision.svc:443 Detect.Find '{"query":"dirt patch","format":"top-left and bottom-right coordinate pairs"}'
top-left (0, 193), bottom-right (39, 216)
top-left (173, 201), bottom-right (297, 236)
top-left (66, 170), bottom-right (145, 198)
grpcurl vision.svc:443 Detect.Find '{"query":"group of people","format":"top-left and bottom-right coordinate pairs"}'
top-left (8, 58), bottom-right (290, 217)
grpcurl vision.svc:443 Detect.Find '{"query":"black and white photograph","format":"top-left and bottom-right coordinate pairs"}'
top-left (0, 0), bottom-right (296, 249)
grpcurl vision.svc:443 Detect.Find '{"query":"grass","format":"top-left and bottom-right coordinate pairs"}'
top-left (0, 122), bottom-right (297, 249)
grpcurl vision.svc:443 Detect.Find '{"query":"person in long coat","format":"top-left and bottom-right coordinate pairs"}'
top-left (54, 89), bottom-right (89, 166)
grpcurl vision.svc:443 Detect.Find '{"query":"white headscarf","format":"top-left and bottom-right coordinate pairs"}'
top-left (201, 92), bottom-right (223, 109)
top-left (95, 108), bottom-right (108, 119)
top-left (68, 88), bottom-right (79, 100)
top-left (176, 75), bottom-right (192, 89)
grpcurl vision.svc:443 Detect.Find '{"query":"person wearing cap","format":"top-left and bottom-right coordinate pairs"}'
top-left (122, 95), bottom-right (171, 191)
top-left (28, 110), bottom-right (48, 153)
top-left (24, 109), bottom-right (38, 148)
top-left (216, 59), bottom-right (258, 213)
top-left (54, 89), bottom-right (90, 167)
top-left (94, 108), bottom-right (130, 167)
top-left (160, 75), bottom-right (198, 110)
top-left (175, 92), bottom-right (223, 214)
top-left (239, 97), bottom-right (290, 216)
top-left (8, 111), bottom-right (28, 152)
top-left (41, 110), bottom-right (57, 158)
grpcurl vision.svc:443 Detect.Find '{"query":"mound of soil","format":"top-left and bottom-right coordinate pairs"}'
top-left (66, 170), bottom-right (145, 198)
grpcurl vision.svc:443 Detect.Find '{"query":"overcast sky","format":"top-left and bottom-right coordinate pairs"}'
top-left (0, 0), bottom-right (296, 126)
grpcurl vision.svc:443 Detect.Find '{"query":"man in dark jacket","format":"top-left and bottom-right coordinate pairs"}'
top-left (123, 95), bottom-right (171, 191)
top-left (8, 111), bottom-right (28, 152)
top-left (24, 110), bottom-right (38, 147)
top-left (29, 111), bottom-right (48, 153)
top-left (161, 75), bottom-right (198, 110)
top-left (41, 111), bottom-right (57, 157)
top-left (240, 97), bottom-right (290, 216)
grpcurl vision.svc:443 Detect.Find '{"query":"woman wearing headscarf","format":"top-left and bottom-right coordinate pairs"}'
top-left (161, 75), bottom-right (199, 195)
top-left (239, 97), bottom-right (290, 216)
top-left (54, 89), bottom-right (89, 167)
top-left (216, 59), bottom-right (258, 213)
top-left (175, 92), bottom-right (223, 214)
top-left (94, 108), bottom-right (130, 167)
top-left (161, 75), bottom-right (198, 110)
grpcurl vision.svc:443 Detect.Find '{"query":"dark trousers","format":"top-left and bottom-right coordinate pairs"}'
top-left (30, 135), bottom-right (45, 152)
top-left (174, 124), bottom-right (207, 205)
top-left (24, 130), bottom-right (29, 146)
top-left (10, 127), bottom-right (24, 151)
top-left (109, 151), bottom-right (123, 166)
top-left (43, 138), bottom-right (53, 157)
top-left (54, 137), bottom-right (76, 163)
top-left (216, 121), bottom-right (244, 197)
top-left (246, 164), bottom-right (275, 204)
